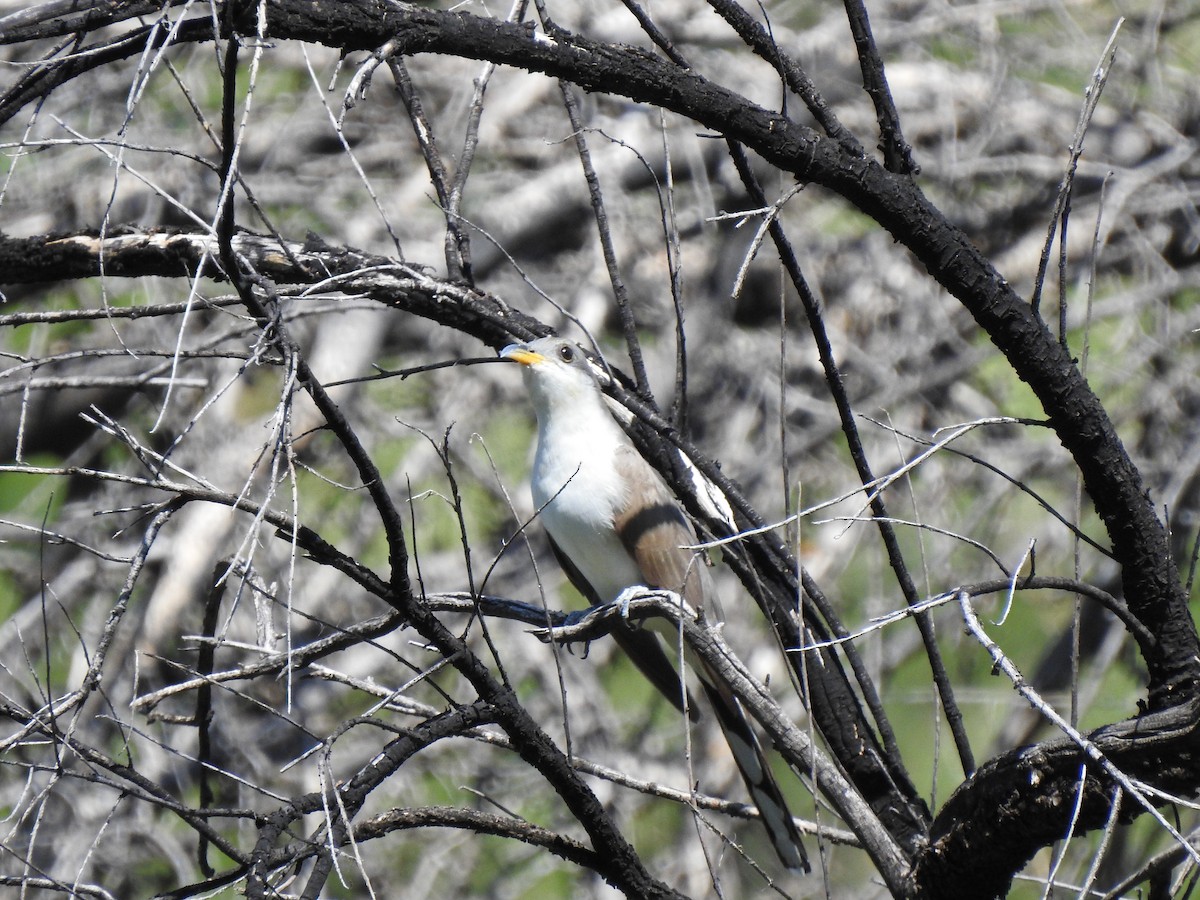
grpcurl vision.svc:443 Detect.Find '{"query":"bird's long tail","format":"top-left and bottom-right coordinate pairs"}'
top-left (699, 679), bottom-right (811, 872)
top-left (621, 606), bottom-right (810, 871)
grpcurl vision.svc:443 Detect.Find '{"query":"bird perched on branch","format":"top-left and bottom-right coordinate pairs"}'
top-left (501, 336), bottom-right (809, 872)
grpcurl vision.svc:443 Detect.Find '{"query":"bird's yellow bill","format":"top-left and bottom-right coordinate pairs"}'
top-left (500, 345), bottom-right (546, 366)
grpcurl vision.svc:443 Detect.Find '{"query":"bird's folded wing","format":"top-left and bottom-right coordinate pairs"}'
top-left (611, 445), bottom-right (721, 621)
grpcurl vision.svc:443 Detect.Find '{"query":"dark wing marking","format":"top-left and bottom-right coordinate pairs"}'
top-left (611, 445), bottom-right (718, 617)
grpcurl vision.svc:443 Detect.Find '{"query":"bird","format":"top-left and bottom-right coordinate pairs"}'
top-left (501, 335), bottom-right (809, 872)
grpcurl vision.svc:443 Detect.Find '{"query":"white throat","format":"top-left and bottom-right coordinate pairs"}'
top-left (528, 376), bottom-right (627, 521)
top-left (524, 371), bottom-right (641, 601)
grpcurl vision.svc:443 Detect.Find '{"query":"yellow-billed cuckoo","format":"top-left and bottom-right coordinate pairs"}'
top-left (501, 336), bottom-right (809, 872)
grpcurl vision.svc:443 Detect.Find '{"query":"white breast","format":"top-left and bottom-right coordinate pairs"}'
top-left (531, 408), bottom-right (644, 603)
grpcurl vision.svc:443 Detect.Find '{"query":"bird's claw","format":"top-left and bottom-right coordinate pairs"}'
top-left (613, 585), bottom-right (651, 622)
top-left (536, 607), bottom-right (601, 654)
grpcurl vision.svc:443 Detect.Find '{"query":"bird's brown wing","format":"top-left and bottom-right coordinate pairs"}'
top-left (611, 445), bottom-right (718, 615)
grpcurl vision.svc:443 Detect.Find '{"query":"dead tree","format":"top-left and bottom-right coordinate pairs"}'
top-left (2, 1), bottom-right (1200, 897)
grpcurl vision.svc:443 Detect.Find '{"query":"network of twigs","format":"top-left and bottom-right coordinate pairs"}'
top-left (3, 1), bottom-right (1200, 898)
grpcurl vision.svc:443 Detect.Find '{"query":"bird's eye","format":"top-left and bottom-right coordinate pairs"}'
top-left (558, 344), bottom-right (575, 363)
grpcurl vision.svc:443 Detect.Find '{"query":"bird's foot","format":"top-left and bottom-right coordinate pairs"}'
top-left (535, 606), bottom-right (610, 650)
top-left (535, 588), bottom-right (692, 647)
top-left (613, 585), bottom-right (654, 622)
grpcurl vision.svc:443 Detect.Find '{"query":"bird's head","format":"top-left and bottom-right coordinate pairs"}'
top-left (500, 337), bottom-right (603, 414)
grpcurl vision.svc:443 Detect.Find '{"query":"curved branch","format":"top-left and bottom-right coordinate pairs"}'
top-left (349, 806), bottom-right (600, 868)
top-left (0, 228), bottom-right (546, 349)
top-left (917, 684), bottom-right (1200, 899)
top-left (0, 0), bottom-right (188, 44)
top-left (840, 0), bottom-right (917, 173)
top-left (705, 0), bottom-right (864, 157)
top-left (0, 17), bottom-right (214, 124)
